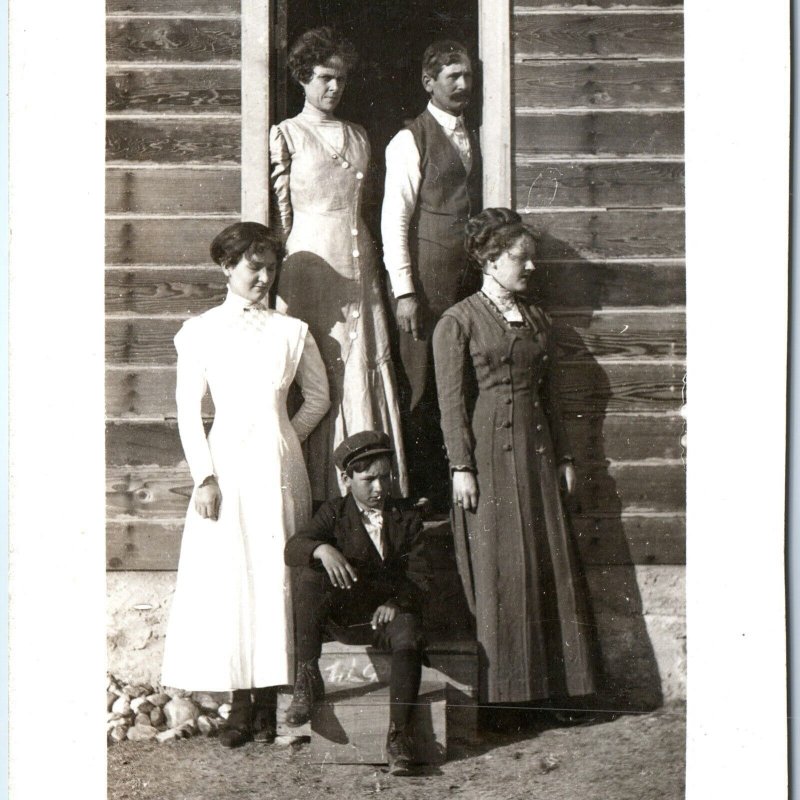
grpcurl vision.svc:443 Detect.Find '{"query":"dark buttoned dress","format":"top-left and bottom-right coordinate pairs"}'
top-left (432, 292), bottom-right (596, 703)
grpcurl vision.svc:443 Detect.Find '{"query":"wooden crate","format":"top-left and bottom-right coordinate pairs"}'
top-left (277, 682), bottom-right (447, 765)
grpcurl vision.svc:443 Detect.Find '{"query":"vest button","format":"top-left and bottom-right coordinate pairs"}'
top-left (342, 161), bottom-right (350, 169)
top-left (502, 377), bottom-right (511, 385)
top-left (503, 444), bottom-right (512, 452)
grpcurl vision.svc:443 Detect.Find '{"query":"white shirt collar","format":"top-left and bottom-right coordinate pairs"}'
top-left (223, 289), bottom-right (267, 312)
top-left (427, 100), bottom-right (464, 131)
top-left (353, 497), bottom-right (384, 520)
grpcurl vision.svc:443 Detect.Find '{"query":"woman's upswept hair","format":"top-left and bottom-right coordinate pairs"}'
top-left (464, 207), bottom-right (538, 267)
top-left (288, 26), bottom-right (358, 85)
top-left (210, 222), bottom-right (283, 269)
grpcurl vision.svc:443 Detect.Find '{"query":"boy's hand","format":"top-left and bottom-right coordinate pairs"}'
top-left (371, 602), bottom-right (399, 629)
top-left (313, 544), bottom-right (358, 589)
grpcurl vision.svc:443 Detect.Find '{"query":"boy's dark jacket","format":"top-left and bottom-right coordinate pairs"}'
top-left (284, 494), bottom-right (430, 612)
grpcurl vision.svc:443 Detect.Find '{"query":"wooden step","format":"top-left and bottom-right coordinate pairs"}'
top-left (277, 681), bottom-right (447, 765)
top-left (290, 639), bottom-right (479, 744)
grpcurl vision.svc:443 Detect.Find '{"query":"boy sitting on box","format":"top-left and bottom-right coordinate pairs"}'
top-left (284, 431), bottom-right (430, 775)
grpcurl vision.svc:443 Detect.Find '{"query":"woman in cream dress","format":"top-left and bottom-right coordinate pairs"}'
top-left (161, 222), bottom-right (330, 747)
top-left (270, 27), bottom-right (408, 501)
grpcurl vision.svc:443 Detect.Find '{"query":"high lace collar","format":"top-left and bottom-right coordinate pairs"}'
top-left (481, 274), bottom-right (517, 311)
top-left (222, 289), bottom-right (268, 313)
top-left (300, 101), bottom-right (340, 123)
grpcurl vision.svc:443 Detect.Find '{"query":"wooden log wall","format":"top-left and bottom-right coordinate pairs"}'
top-left (511, 0), bottom-right (685, 567)
top-left (107, 1), bottom-right (684, 574)
top-left (105, 0), bottom-right (240, 564)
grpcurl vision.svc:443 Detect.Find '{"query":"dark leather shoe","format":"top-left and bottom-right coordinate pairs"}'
top-left (219, 726), bottom-right (252, 748)
top-left (252, 706), bottom-right (277, 742)
top-left (219, 689), bottom-right (253, 747)
top-left (285, 659), bottom-right (324, 727)
top-left (386, 723), bottom-right (414, 775)
top-left (252, 687), bottom-right (277, 743)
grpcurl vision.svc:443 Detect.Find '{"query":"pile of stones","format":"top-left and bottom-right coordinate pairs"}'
top-left (107, 674), bottom-right (231, 745)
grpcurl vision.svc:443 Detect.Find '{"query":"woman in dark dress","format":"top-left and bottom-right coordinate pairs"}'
top-left (432, 208), bottom-right (597, 711)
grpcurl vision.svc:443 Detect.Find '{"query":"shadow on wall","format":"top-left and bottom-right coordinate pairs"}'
top-left (535, 230), bottom-right (664, 711)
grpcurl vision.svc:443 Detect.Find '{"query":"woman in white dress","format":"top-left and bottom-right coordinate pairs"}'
top-left (270, 27), bottom-right (408, 501)
top-left (161, 222), bottom-right (330, 748)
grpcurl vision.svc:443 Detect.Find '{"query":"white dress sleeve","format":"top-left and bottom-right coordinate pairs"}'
top-left (269, 124), bottom-right (293, 242)
top-left (381, 128), bottom-right (422, 298)
top-left (290, 329), bottom-right (330, 442)
top-left (174, 322), bottom-right (215, 484)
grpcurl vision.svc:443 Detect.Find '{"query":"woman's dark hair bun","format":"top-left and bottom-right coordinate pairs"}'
top-left (210, 221), bottom-right (284, 269)
top-left (464, 207), bottom-right (533, 266)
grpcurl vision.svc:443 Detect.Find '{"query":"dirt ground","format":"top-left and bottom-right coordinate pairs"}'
top-left (108, 702), bottom-right (685, 800)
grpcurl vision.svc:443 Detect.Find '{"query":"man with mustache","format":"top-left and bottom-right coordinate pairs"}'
top-left (381, 40), bottom-right (482, 511)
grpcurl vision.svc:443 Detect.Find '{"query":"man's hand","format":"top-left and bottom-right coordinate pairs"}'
top-left (313, 543), bottom-right (358, 589)
top-left (371, 601), bottom-right (399, 629)
top-left (395, 295), bottom-right (425, 341)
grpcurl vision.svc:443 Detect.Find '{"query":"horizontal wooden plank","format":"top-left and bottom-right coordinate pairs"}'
top-left (107, 458), bottom-right (683, 524)
top-left (106, 514), bottom-right (686, 576)
top-left (106, 119), bottom-right (240, 163)
top-left (107, 520), bottom-right (184, 570)
top-left (105, 310), bottom-right (683, 365)
top-left (107, 513), bottom-right (684, 571)
top-left (106, 369), bottom-right (215, 418)
top-left (107, 68), bottom-right (240, 113)
top-left (513, 60), bottom-right (683, 109)
top-left (105, 360), bottom-right (684, 419)
top-left (512, 12), bottom-right (683, 59)
top-left (565, 412), bottom-right (683, 461)
top-left (554, 310), bottom-right (685, 360)
top-left (107, 19), bottom-right (240, 63)
top-left (106, 269), bottom-right (225, 317)
top-left (516, 1), bottom-right (681, 7)
top-left (106, 168), bottom-right (240, 214)
top-left (575, 460), bottom-right (684, 514)
top-left (516, 160), bottom-right (684, 209)
top-left (514, 111), bottom-right (683, 158)
top-left (574, 513), bottom-right (683, 564)
top-left (558, 360), bottom-right (684, 413)
top-left (535, 260), bottom-right (684, 306)
top-left (107, 317), bottom-right (182, 363)
top-left (523, 209), bottom-right (685, 259)
top-left (107, 0), bottom-right (240, 13)
top-left (106, 260), bottom-right (684, 313)
top-left (106, 221), bottom-right (236, 266)
top-left (106, 412), bottom-right (684, 472)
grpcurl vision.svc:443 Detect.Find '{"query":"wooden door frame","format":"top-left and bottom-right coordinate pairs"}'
top-left (240, 0), bottom-right (512, 220)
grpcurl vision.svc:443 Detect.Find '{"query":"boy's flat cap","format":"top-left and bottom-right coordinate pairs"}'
top-left (333, 430), bottom-right (394, 471)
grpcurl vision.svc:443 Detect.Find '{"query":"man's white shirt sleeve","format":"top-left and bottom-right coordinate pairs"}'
top-left (381, 128), bottom-right (422, 299)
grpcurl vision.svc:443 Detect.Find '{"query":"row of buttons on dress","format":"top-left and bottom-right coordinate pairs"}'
top-left (332, 154), bottom-right (364, 261)
top-left (499, 350), bottom-right (550, 455)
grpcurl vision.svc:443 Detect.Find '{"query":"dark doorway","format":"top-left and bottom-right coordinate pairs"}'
top-left (274, 0), bottom-right (479, 237)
